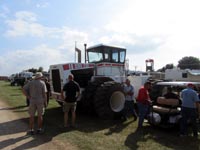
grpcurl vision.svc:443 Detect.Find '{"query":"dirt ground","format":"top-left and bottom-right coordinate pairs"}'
top-left (0, 99), bottom-right (78, 150)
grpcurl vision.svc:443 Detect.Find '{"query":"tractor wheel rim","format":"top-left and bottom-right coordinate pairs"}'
top-left (110, 91), bottom-right (125, 112)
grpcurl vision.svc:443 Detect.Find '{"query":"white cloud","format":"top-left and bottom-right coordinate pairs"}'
top-left (5, 19), bottom-right (47, 37)
top-left (103, 0), bottom-right (200, 70)
top-left (99, 34), bottom-right (137, 45)
top-left (105, 0), bottom-right (200, 36)
top-left (4, 11), bottom-right (46, 37)
top-left (2, 10), bottom-right (91, 75)
top-left (36, 2), bottom-right (49, 8)
top-left (98, 33), bottom-right (165, 54)
top-left (59, 26), bottom-right (89, 50)
top-left (0, 44), bottom-right (77, 76)
top-left (4, 11), bottom-right (89, 41)
top-left (4, 11), bottom-right (64, 38)
top-left (15, 11), bottom-right (37, 22)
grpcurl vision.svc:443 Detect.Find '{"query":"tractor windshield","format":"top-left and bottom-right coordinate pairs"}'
top-left (87, 45), bottom-right (126, 63)
top-left (88, 51), bottom-right (103, 62)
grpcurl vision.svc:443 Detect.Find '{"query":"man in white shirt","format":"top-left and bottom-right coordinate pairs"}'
top-left (122, 79), bottom-right (137, 121)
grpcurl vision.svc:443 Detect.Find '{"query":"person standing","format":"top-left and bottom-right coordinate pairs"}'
top-left (136, 81), bottom-right (152, 129)
top-left (164, 87), bottom-right (179, 99)
top-left (23, 78), bottom-right (31, 106)
top-left (23, 72), bottom-right (47, 135)
top-left (43, 77), bottom-right (51, 106)
top-left (61, 74), bottom-right (80, 128)
top-left (180, 83), bottom-right (200, 137)
top-left (122, 79), bottom-right (137, 121)
top-left (163, 87), bottom-right (181, 105)
top-left (198, 90), bottom-right (200, 120)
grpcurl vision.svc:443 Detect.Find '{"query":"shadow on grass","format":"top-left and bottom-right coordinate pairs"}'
top-left (44, 106), bottom-right (126, 133)
top-left (0, 107), bottom-right (79, 149)
top-left (0, 105), bottom-right (27, 110)
top-left (104, 120), bottom-right (134, 135)
top-left (0, 116), bottom-right (57, 150)
top-left (0, 105), bottom-right (127, 149)
top-left (125, 126), bottom-right (200, 150)
top-left (0, 118), bottom-right (28, 136)
top-left (1, 103), bottom-right (123, 133)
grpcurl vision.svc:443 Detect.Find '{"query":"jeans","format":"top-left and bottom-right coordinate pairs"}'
top-left (180, 107), bottom-right (198, 136)
top-left (122, 101), bottom-right (137, 119)
top-left (137, 102), bottom-right (149, 128)
top-left (26, 98), bottom-right (30, 106)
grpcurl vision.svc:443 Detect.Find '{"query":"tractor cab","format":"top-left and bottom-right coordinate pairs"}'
top-left (86, 44), bottom-right (126, 79)
top-left (87, 44), bottom-right (126, 64)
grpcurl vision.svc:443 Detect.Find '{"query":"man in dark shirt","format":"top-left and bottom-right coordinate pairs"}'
top-left (164, 87), bottom-right (181, 106)
top-left (164, 87), bottom-right (179, 99)
top-left (61, 74), bottom-right (80, 128)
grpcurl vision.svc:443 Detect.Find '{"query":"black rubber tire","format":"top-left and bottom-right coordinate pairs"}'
top-left (93, 81), bottom-right (124, 119)
top-left (79, 78), bottom-right (113, 114)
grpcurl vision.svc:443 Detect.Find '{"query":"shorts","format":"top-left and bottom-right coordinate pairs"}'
top-left (63, 102), bottom-right (77, 112)
top-left (29, 103), bottom-right (45, 116)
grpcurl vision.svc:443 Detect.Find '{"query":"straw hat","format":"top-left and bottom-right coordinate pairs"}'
top-left (35, 72), bottom-right (43, 79)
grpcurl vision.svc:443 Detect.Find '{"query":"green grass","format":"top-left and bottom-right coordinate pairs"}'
top-left (0, 81), bottom-right (199, 150)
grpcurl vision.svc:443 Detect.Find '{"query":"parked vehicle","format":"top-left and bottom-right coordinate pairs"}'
top-left (49, 44), bottom-right (150, 119)
top-left (10, 72), bottom-right (33, 86)
top-left (148, 81), bottom-right (200, 128)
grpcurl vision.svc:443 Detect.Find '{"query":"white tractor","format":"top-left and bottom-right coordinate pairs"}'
top-left (49, 44), bottom-right (137, 119)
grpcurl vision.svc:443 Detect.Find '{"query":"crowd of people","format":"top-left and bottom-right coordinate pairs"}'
top-left (121, 78), bottom-right (200, 138)
top-left (22, 73), bottom-right (200, 138)
top-left (22, 73), bottom-right (80, 135)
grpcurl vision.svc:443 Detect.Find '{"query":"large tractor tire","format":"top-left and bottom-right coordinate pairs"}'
top-left (93, 81), bottom-right (125, 119)
top-left (80, 78), bottom-right (113, 113)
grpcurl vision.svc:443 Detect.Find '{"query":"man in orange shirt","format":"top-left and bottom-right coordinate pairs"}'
top-left (137, 81), bottom-right (151, 129)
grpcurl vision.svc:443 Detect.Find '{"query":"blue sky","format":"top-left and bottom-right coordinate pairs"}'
top-left (0, 0), bottom-right (200, 76)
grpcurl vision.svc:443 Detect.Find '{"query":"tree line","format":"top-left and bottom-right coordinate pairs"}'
top-left (25, 67), bottom-right (44, 73)
top-left (157, 56), bottom-right (200, 72)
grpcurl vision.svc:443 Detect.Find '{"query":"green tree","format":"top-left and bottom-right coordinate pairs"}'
top-left (165, 64), bottom-right (174, 69)
top-left (157, 63), bottom-right (174, 72)
top-left (27, 67), bottom-right (44, 73)
top-left (28, 68), bottom-right (38, 73)
top-left (38, 66), bottom-right (43, 72)
top-left (178, 56), bottom-right (200, 69)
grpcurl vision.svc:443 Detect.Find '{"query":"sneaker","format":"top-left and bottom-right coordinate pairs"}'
top-left (193, 133), bottom-right (199, 138)
top-left (27, 129), bottom-right (34, 135)
top-left (64, 124), bottom-right (70, 128)
top-left (70, 124), bottom-right (77, 129)
top-left (179, 134), bottom-right (187, 137)
top-left (37, 128), bottom-right (44, 134)
top-left (133, 115), bottom-right (138, 121)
